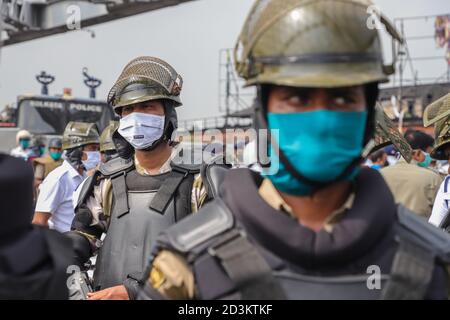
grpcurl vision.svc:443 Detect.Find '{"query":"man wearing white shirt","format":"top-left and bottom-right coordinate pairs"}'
top-left (33, 122), bottom-right (100, 232)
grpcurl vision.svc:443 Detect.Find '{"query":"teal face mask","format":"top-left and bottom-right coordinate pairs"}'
top-left (263, 110), bottom-right (368, 196)
top-left (418, 153), bottom-right (432, 168)
top-left (19, 139), bottom-right (30, 149)
top-left (50, 151), bottom-right (62, 161)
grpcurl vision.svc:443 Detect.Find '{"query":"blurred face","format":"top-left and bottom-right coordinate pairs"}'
top-left (49, 147), bottom-right (62, 154)
top-left (19, 138), bottom-right (30, 149)
top-left (267, 86), bottom-right (366, 114)
top-left (412, 149), bottom-right (426, 163)
top-left (121, 100), bottom-right (165, 117)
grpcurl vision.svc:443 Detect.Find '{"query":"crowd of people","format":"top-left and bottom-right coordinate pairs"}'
top-left (2, 0), bottom-right (450, 301)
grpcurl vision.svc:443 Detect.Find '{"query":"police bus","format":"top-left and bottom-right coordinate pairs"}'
top-left (0, 94), bottom-right (116, 153)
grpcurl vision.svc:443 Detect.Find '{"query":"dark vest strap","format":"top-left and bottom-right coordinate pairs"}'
top-left (207, 229), bottom-right (286, 300)
top-left (381, 238), bottom-right (435, 300)
top-left (111, 172), bottom-right (129, 218)
top-left (149, 167), bottom-right (189, 214)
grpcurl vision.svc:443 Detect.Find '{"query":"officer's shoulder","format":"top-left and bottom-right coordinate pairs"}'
top-left (98, 156), bottom-right (134, 177)
top-left (33, 156), bottom-right (53, 165)
top-left (158, 198), bottom-right (234, 254)
top-left (396, 205), bottom-right (450, 263)
top-left (43, 163), bottom-right (69, 182)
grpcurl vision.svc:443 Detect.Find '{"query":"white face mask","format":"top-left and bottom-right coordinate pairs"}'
top-left (118, 112), bottom-right (165, 150)
top-left (82, 151), bottom-right (101, 171)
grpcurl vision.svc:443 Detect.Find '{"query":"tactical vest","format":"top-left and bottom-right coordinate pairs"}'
top-left (81, 156), bottom-right (230, 291)
top-left (144, 169), bottom-right (450, 300)
top-left (33, 156), bottom-right (63, 179)
top-left (0, 227), bottom-right (74, 299)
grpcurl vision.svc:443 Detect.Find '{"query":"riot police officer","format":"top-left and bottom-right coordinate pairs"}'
top-left (67, 56), bottom-right (227, 300)
top-left (139, 0), bottom-right (450, 300)
top-left (0, 154), bottom-right (74, 299)
top-left (33, 122), bottom-right (101, 233)
top-left (99, 121), bottom-right (119, 163)
top-left (424, 93), bottom-right (450, 228)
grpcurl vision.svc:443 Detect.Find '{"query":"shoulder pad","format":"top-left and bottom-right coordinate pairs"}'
top-left (201, 161), bottom-right (231, 199)
top-left (157, 198), bottom-right (235, 254)
top-left (171, 162), bottom-right (202, 174)
top-left (33, 157), bottom-right (52, 165)
top-left (98, 156), bottom-right (134, 177)
top-left (397, 205), bottom-right (450, 263)
top-left (75, 171), bottom-right (100, 211)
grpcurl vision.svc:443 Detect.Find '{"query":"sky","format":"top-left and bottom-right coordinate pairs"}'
top-left (0, 0), bottom-right (449, 121)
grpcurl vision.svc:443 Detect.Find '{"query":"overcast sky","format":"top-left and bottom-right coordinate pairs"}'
top-left (0, 0), bottom-right (449, 121)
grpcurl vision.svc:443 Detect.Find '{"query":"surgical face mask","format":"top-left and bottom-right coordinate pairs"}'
top-left (82, 151), bottom-right (101, 171)
top-left (263, 110), bottom-right (367, 196)
top-left (118, 112), bottom-right (165, 150)
top-left (418, 152), bottom-right (432, 168)
top-left (19, 139), bottom-right (30, 149)
top-left (50, 151), bottom-right (62, 161)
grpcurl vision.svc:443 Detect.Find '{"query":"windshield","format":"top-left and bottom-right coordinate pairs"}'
top-left (17, 98), bottom-right (114, 135)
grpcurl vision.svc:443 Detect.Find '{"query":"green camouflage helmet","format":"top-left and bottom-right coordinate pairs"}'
top-left (234, 0), bottom-right (403, 88)
top-left (423, 93), bottom-right (450, 160)
top-left (62, 121), bottom-right (100, 150)
top-left (107, 56), bottom-right (183, 114)
top-left (100, 121), bottom-right (119, 153)
top-left (370, 104), bottom-right (412, 163)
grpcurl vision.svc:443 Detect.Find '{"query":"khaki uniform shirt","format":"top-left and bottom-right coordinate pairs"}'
top-left (149, 178), bottom-right (355, 299)
top-left (381, 158), bottom-right (442, 219)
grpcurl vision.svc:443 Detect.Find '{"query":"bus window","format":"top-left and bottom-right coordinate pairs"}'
top-left (67, 102), bottom-right (113, 132)
top-left (18, 99), bottom-right (66, 134)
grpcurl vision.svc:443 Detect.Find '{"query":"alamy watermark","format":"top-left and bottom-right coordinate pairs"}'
top-left (169, 126), bottom-right (280, 175)
top-left (366, 5), bottom-right (383, 31)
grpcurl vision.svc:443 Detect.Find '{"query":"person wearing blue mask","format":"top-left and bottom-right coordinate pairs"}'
top-left (382, 130), bottom-right (442, 219)
top-left (139, 0), bottom-right (450, 300)
top-left (32, 137), bottom-right (64, 196)
top-left (10, 130), bottom-right (32, 161)
top-left (33, 122), bottom-right (100, 233)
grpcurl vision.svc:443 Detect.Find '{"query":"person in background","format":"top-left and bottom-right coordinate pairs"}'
top-left (32, 137), bottom-right (64, 196)
top-left (422, 93), bottom-right (450, 228)
top-left (384, 144), bottom-right (399, 166)
top-left (99, 121), bottom-right (120, 164)
top-left (381, 130), bottom-right (442, 219)
top-left (28, 135), bottom-right (47, 163)
top-left (10, 130), bottom-right (32, 161)
top-left (32, 122), bottom-right (100, 233)
top-left (368, 149), bottom-right (387, 170)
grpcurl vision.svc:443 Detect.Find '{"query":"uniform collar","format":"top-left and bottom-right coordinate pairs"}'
top-left (62, 160), bottom-right (83, 179)
top-left (258, 179), bottom-right (354, 232)
top-left (221, 168), bottom-right (397, 269)
top-left (134, 150), bottom-right (174, 176)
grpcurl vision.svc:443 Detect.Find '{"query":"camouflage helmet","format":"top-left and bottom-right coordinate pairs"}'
top-left (370, 104), bottom-right (412, 162)
top-left (107, 56), bottom-right (183, 114)
top-left (100, 121), bottom-right (119, 153)
top-left (62, 121), bottom-right (100, 150)
top-left (234, 0), bottom-right (403, 88)
top-left (423, 93), bottom-right (450, 160)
